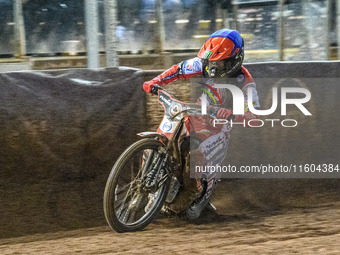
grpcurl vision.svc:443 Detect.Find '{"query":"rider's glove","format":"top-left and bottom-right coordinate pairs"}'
top-left (217, 108), bottom-right (232, 120)
top-left (143, 80), bottom-right (156, 93)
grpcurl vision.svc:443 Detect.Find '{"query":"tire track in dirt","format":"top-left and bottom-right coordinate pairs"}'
top-left (1, 199), bottom-right (340, 255)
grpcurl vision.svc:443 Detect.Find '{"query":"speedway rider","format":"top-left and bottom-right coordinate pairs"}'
top-left (143, 29), bottom-right (260, 214)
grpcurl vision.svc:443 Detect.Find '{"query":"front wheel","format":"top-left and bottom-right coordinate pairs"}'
top-left (103, 138), bottom-right (172, 233)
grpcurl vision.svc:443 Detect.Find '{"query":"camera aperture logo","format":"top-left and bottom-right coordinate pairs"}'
top-left (200, 83), bottom-right (312, 128)
top-left (199, 82), bottom-right (223, 106)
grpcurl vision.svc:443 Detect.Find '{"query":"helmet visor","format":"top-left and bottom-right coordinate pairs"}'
top-left (207, 60), bottom-right (225, 78)
top-left (206, 51), bottom-right (243, 78)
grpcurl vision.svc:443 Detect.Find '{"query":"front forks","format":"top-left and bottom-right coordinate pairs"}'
top-left (145, 153), bottom-right (165, 188)
top-left (143, 147), bottom-right (172, 192)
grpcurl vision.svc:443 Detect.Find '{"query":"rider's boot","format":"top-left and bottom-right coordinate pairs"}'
top-left (166, 184), bottom-right (200, 214)
top-left (186, 179), bottom-right (217, 220)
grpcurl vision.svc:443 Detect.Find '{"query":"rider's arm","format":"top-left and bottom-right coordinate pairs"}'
top-left (143, 57), bottom-right (203, 93)
top-left (233, 67), bottom-right (261, 126)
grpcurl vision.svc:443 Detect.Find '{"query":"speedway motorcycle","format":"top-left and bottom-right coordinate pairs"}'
top-left (103, 85), bottom-right (228, 233)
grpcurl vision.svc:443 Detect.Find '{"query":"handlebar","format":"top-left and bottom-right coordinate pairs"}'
top-left (151, 84), bottom-right (163, 95)
top-left (150, 83), bottom-right (234, 121)
top-left (169, 108), bottom-right (201, 120)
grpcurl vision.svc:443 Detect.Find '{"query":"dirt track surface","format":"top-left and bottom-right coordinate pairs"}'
top-left (1, 196), bottom-right (339, 255)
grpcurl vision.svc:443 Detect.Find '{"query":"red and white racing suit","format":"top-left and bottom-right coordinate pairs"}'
top-left (145, 56), bottom-right (260, 161)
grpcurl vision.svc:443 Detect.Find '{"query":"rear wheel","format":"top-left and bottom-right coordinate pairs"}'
top-left (103, 138), bottom-right (172, 232)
